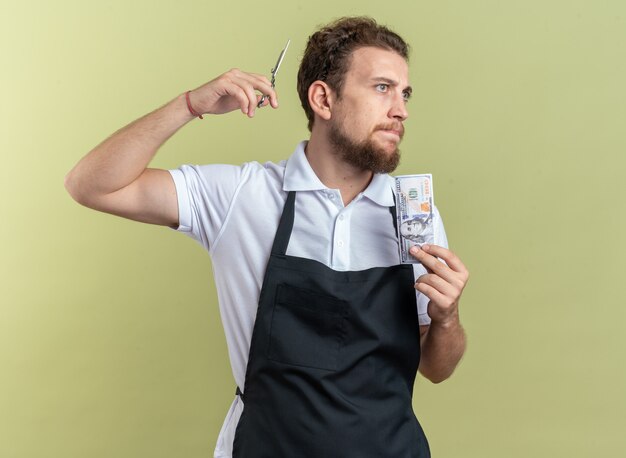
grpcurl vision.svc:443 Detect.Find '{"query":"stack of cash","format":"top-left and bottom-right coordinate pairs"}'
top-left (395, 174), bottom-right (435, 264)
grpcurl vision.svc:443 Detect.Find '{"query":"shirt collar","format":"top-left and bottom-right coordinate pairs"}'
top-left (283, 141), bottom-right (327, 192)
top-left (363, 172), bottom-right (395, 207)
top-left (283, 140), bottom-right (395, 207)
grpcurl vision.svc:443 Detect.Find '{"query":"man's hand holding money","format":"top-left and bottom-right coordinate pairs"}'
top-left (410, 244), bottom-right (468, 324)
top-left (411, 244), bottom-right (468, 382)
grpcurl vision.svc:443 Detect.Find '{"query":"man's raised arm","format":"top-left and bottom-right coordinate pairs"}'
top-left (64, 70), bottom-right (278, 227)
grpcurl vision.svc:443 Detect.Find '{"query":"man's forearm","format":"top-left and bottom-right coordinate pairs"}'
top-left (410, 244), bottom-right (469, 384)
top-left (65, 93), bottom-right (193, 201)
top-left (419, 318), bottom-right (466, 383)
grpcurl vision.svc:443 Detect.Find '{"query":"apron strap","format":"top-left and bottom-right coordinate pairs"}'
top-left (389, 189), bottom-right (398, 235)
top-left (271, 191), bottom-right (296, 256)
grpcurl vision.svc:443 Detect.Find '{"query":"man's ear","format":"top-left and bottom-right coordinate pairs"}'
top-left (308, 81), bottom-right (335, 122)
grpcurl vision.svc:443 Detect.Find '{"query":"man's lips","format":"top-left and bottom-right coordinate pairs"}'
top-left (377, 124), bottom-right (404, 139)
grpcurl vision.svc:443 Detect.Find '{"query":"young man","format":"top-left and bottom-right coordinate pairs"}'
top-left (66, 16), bottom-right (468, 458)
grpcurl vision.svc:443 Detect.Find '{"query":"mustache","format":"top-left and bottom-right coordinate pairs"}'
top-left (375, 123), bottom-right (405, 138)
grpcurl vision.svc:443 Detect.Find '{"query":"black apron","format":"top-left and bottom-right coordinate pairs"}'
top-left (232, 191), bottom-right (430, 457)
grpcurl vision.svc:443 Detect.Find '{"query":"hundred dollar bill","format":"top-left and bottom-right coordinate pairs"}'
top-left (395, 174), bottom-right (435, 264)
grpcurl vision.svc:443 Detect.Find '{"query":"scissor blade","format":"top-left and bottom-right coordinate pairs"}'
top-left (271, 39), bottom-right (291, 77)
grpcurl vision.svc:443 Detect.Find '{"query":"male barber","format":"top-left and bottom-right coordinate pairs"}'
top-left (66, 16), bottom-right (469, 458)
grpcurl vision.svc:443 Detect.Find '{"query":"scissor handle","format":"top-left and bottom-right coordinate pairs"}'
top-left (257, 72), bottom-right (277, 108)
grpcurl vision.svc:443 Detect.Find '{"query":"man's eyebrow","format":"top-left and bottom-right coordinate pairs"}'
top-left (371, 77), bottom-right (413, 96)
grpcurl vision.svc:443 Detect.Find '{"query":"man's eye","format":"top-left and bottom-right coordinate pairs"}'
top-left (376, 84), bottom-right (389, 92)
top-left (402, 91), bottom-right (411, 102)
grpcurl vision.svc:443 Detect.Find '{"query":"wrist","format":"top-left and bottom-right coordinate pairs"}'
top-left (184, 90), bottom-right (204, 119)
top-left (430, 312), bottom-right (461, 331)
top-left (167, 93), bottom-right (196, 123)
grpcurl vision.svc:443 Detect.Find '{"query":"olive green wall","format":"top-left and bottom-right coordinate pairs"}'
top-left (1, 1), bottom-right (624, 456)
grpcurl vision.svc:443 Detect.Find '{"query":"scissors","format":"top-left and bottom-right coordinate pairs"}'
top-left (258, 39), bottom-right (291, 108)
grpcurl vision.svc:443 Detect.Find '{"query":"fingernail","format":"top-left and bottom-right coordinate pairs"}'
top-left (422, 244), bottom-right (429, 251)
top-left (410, 246), bottom-right (420, 255)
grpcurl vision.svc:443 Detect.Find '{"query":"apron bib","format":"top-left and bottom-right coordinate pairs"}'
top-left (233, 191), bottom-right (430, 457)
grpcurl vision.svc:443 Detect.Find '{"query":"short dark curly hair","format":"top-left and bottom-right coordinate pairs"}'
top-left (297, 17), bottom-right (410, 132)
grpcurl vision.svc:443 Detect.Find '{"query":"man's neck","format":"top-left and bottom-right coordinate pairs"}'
top-left (305, 135), bottom-right (374, 206)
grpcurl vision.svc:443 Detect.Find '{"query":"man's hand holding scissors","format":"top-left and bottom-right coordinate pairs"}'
top-left (186, 40), bottom-right (290, 119)
top-left (186, 69), bottom-right (277, 119)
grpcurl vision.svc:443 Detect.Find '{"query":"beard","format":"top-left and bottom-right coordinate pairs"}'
top-left (328, 121), bottom-right (402, 174)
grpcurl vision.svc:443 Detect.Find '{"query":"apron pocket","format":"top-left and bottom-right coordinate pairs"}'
top-left (267, 284), bottom-right (348, 371)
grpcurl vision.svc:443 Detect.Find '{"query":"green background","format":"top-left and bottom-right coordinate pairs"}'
top-left (1, 0), bottom-right (625, 456)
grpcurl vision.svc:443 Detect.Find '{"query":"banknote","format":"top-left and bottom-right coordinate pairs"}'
top-left (395, 174), bottom-right (435, 264)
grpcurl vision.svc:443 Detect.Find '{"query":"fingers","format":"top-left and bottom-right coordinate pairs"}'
top-left (410, 244), bottom-right (469, 286)
top-left (247, 72), bottom-right (279, 109)
top-left (421, 244), bottom-right (468, 276)
top-left (233, 70), bottom-right (277, 115)
top-left (215, 70), bottom-right (265, 117)
top-left (195, 68), bottom-right (279, 117)
top-left (414, 278), bottom-right (448, 307)
top-left (230, 84), bottom-right (259, 117)
top-left (415, 273), bottom-right (455, 298)
top-left (412, 244), bottom-right (469, 324)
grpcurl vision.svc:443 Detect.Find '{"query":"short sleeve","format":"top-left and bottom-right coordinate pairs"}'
top-left (168, 163), bottom-right (251, 252)
top-left (414, 204), bottom-right (448, 326)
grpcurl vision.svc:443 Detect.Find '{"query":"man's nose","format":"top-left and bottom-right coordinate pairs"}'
top-left (389, 94), bottom-right (409, 121)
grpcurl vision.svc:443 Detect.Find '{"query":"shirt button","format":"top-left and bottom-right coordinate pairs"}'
top-left (337, 240), bottom-right (344, 248)
top-left (329, 193), bottom-right (335, 199)
top-left (339, 214), bottom-right (345, 221)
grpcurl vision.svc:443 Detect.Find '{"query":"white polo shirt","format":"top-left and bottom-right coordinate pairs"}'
top-left (168, 140), bottom-right (448, 458)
